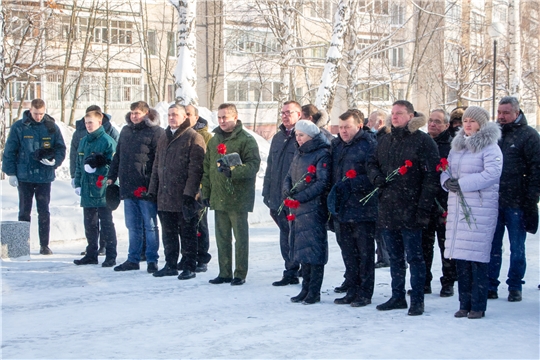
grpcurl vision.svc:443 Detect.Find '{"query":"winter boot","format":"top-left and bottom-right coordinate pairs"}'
top-left (467, 310), bottom-right (485, 319)
top-left (74, 256), bottom-right (98, 265)
top-left (334, 287), bottom-right (357, 305)
top-left (508, 290), bottom-right (522, 302)
top-left (408, 301), bottom-right (424, 316)
top-left (376, 297), bottom-right (408, 311)
top-left (440, 285), bottom-right (455, 297)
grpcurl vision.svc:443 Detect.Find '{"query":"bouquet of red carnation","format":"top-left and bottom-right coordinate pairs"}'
top-left (359, 160), bottom-right (413, 205)
top-left (96, 175), bottom-right (105, 189)
top-left (133, 186), bottom-right (147, 198)
top-left (278, 165), bottom-right (316, 214)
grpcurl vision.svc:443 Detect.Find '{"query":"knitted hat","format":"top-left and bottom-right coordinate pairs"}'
top-left (463, 106), bottom-right (490, 128)
top-left (295, 119), bottom-right (320, 138)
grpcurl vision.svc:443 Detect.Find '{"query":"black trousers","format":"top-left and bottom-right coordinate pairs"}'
top-left (270, 208), bottom-right (299, 278)
top-left (335, 221), bottom-right (376, 299)
top-left (18, 182), bottom-right (51, 246)
top-left (158, 211), bottom-right (197, 271)
top-left (83, 207), bottom-right (117, 260)
top-left (421, 213), bottom-right (457, 287)
top-left (456, 260), bottom-right (488, 312)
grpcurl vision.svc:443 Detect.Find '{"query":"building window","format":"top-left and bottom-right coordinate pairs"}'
top-left (227, 80), bottom-right (280, 103)
top-left (357, 84), bottom-right (390, 101)
top-left (227, 30), bottom-right (279, 55)
top-left (309, 0), bottom-right (332, 20)
top-left (147, 30), bottom-right (157, 56)
top-left (446, 0), bottom-right (461, 24)
top-left (392, 47), bottom-right (404, 67)
top-left (8, 80), bottom-right (41, 101)
top-left (390, 4), bottom-right (405, 25)
top-left (167, 31), bottom-right (176, 57)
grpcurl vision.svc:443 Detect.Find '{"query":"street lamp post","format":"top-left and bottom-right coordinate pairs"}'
top-left (488, 22), bottom-right (505, 121)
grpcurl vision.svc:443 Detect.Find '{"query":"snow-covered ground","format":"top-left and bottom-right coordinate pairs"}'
top-left (1, 177), bottom-right (539, 359)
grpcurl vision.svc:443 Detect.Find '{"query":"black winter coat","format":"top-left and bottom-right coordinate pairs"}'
top-left (283, 133), bottom-right (331, 265)
top-left (262, 124), bottom-right (297, 210)
top-left (70, 113), bottom-right (119, 178)
top-left (108, 109), bottom-right (164, 199)
top-left (498, 111), bottom-right (540, 209)
top-left (432, 130), bottom-right (452, 213)
top-left (328, 129), bottom-right (377, 223)
top-left (367, 113), bottom-right (440, 229)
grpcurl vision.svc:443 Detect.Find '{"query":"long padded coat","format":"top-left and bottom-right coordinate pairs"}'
top-left (283, 133), bottom-right (331, 265)
top-left (441, 122), bottom-right (503, 263)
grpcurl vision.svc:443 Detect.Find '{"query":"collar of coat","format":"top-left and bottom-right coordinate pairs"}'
top-left (433, 129), bottom-right (452, 145)
top-left (335, 127), bottom-right (368, 146)
top-left (213, 119), bottom-right (245, 139)
top-left (87, 125), bottom-right (105, 141)
top-left (451, 121), bottom-right (501, 153)
top-left (76, 113), bottom-right (113, 132)
top-left (499, 110), bottom-right (528, 133)
top-left (22, 110), bottom-right (57, 133)
top-left (390, 111), bottom-right (426, 136)
top-left (193, 117), bottom-right (208, 131)
top-left (298, 132), bottom-right (331, 153)
top-left (313, 108), bottom-right (330, 128)
top-left (124, 108), bottom-right (160, 128)
top-left (166, 118), bottom-right (192, 142)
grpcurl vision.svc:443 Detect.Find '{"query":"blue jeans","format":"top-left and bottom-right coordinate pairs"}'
top-left (489, 208), bottom-right (527, 291)
top-left (124, 199), bottom-right (159, 264)
top-left (381, 228), bottom-right (426, 302)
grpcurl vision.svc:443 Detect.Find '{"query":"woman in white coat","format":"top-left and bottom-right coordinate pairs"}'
top-left (441, 106), bottom-right (502, 319)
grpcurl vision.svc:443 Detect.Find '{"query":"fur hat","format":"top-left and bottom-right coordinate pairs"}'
top-left (106, 184), bottom-right (121, 211)
top-left (295, 119), bottom-right (320, 138)
top-left (463, 106), bottom-right (490, 128)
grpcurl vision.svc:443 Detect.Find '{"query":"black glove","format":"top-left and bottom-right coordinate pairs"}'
top-left (416, 208), bottom-right (431, 229)
top-left (85, 152), bottom-right (109, 168)
top-left (218, 163), bottom-right (232, 178)
top-left (202, 198), bottom-right (211, 208)
top-left (140, 192), bottom-right (156, 202)
top-left (33, 148), bottom-right (55, 161)
top-left (445, 178), bottom-right (460, 193)
top-left (282, 188), bottom-right (296, 200)
top-left (372, 175), bottom-right (387, 188)
top-left (182, 195), bottom-right (200, 220)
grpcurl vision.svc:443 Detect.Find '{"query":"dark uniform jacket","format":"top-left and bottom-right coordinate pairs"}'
top-left (74, 126), bottom-right (116, 208)
top-left (2, 110), bottom-right (66, 183)
top-left (70, 113), bottom-right (119, 178)
top-left (201, 120), bottom-right (261, 213)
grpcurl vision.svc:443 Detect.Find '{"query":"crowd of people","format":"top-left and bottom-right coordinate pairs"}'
top-left (3, 96), bottom-right (539, 319)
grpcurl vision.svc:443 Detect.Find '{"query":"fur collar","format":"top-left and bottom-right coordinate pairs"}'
top-left (314, 109), bottom-right (329, 128)
top-left (451, 121), bottom-right (501, 153)
top-left (124, 108), bottom-right (160, 127)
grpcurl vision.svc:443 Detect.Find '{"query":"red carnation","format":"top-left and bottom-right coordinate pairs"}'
top-left (345, 169), bottom-right (357, 179)
top-left (405, 160), bottom-right (413, 168)
top-left (290, 200), bottom-right (300, 209)
top-left (286, 214), bottom-right (296, 221)
top-left (440, 158), bottom-right (449, 166)
top-left (307, 165), bottom-right (316, 174)
top-left (436, 164), bottom-right (441, 172)
top-left (438, 158), bottom-right (449, 172)
top-left (398, 166), bottom-right (408, 175)
top-left (197, 232), bottom-right (202, 237)
top-left (133, 186), bottom-right (147, 198)
top-left (96, 175), bottom-right (105, 188)
top-left (442, 211), bottom-right (448, 218)
top-left (217, 143), bottom-right (227, 155)
top-left (305, 175), bottom-right (312, 183)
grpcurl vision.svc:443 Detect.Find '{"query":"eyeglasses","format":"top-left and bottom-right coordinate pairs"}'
top-left (281, 111), bottom-right (299, 117)
top-left (428, 119), bottom-right (444, 125)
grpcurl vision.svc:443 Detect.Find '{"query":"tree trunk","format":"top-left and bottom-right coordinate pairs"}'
top-left (170, 0), bottom-right (198, 105)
